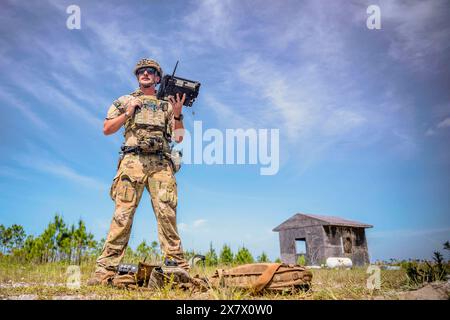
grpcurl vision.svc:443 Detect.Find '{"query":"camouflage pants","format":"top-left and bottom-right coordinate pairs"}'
top-left (96, 153), bottom-right (189, 272)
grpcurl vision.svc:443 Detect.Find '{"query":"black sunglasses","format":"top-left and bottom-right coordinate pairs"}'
top-left (137, 67), bottom-right (158, 76)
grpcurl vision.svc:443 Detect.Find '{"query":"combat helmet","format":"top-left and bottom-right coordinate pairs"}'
top-left (133, 58), bottom-right (163, 79)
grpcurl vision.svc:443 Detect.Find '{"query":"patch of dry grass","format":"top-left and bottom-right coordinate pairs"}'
top-left (0, 260), bottom-right (409, 300)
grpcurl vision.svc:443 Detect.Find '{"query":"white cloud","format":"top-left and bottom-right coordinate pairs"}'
top-left (2, 0), bottom-right (436, 173)
top-left (182, 0), bottom-right (238, 49)
top-left (41, 163), bottom-right (107, 190)
top-left (178, 219), bottom-right (208, 232)
top-left (321, 109), bottom-right (367, 137)
top-left (391, 130), bottom-right (418, 157)
top-left (0, 90), bottom-right (49, 130)
top-left (234, 53), bottom-right (373, 172)
top-left (8, 73), bottom-right (103, 129)
top-left (179, 1), bottom-right (419, 171)
top-left (193, 219), bottom-right (207, 228)
top-left (437, 117), bottom-right (450, 129)
top-left (1, 0), bottom-right (164, 132)
top-left (16, 156), bottom-right (108, 191)
top-left (49, 71), bottom-right (110, 114)
top-left (203, 93), bottom-right (252, 128)
top-left (425, 116), bottom-right (450, 136)
top-left (380, 0), bottom-right (450, 72)
top-left (222, 1), bottom-right (442, 169)
top-left (236, 55), bottom-right (315, 140)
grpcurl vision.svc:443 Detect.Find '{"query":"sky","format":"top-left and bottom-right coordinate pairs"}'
top-left (0, 0), bottom-right (449, 262)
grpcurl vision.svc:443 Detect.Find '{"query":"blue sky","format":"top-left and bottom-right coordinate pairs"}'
top-left (0, 0), bottom-right (449, 262)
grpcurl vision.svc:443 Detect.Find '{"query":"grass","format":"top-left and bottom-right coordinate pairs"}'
top-left (0, 259), bottom-right (411, 300)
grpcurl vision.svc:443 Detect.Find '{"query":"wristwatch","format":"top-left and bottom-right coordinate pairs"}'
top-left (124, 110), bottom-right (131, 118)
top-left (174, 114), bottom-right (184, 121)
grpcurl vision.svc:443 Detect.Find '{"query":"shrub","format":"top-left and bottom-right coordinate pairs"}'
top-left (403, 251), bottom-right (448, 286)
top-left (297, 255), bottom-right (306, 266)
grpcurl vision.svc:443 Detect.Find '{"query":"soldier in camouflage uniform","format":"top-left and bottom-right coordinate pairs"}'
top-left (88, 59), bottom-right (188, 286)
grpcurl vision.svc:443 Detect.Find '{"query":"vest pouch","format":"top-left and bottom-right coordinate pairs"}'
top-left (138, 136), bottom-right (165, 153)
top-left (148, 265), bottom-right (191, 289)
top-left (133, 100), bottom-right (166, 129)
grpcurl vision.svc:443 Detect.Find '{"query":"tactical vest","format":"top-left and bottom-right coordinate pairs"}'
top-left (124, 90), bottom-right (172, 154)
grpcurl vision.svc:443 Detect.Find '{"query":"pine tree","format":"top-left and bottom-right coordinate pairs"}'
top-left (0, 225), bottom-right (13, 254)
top-left (205, 242), bottom-right (218, 266)
top-left (0, 224), bottom-right (26, 254)
top-left (444, 241), bottom-right (450, 251)
top-left (73, 219), bottom-right (95, 264)
top-left (235, 246), bottom-right (254, 265)
top-left (40, 218), bottom-right (57, 263)
top-left (31, 236), bottom-right (46, 263)
top-left (257, 251), bottom-right (270, 263)
top-left (68, 224), bottom-right (76, 262)
top-left (22, 235), bottom-right (36, 262)
top-left (50, 214), bottom-right (71, 261)
top-left (10, 225), bottom-right (26, 251)
top-left (219, 244), bottom-right (234, 265)
top-left (0, 225), bottom-right (5, 254)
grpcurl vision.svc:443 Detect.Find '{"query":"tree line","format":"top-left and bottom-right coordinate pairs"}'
top-left (187, 242), bottom-right (276, 267)
top-left (0, 214), bottom-right (99, 264)
top-left (0, 214), bottom-right (275, 266)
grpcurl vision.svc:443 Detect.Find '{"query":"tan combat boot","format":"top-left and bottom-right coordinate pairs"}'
top-left (87, 269), bottom-right (116, 286)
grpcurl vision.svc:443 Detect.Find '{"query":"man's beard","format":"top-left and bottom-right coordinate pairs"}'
top-left (139, 79), bottom-right (154, 88)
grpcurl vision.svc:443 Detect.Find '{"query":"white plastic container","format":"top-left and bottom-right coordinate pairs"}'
top-left (326, 257), bottom-right (353, 269)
